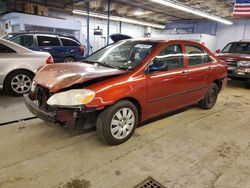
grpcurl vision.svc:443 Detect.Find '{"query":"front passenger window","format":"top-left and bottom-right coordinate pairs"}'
top-left (154, 44), bottom-right (184, 70)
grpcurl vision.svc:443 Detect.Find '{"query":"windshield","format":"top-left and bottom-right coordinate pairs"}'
top-left (2, 34), bottom-right (14, 40)
top-left (86, 40), bottom-right (156, 70)
top-left (221, 42), bottom-right (250, 54)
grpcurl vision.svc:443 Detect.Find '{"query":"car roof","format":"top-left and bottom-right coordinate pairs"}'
top-left (6, 31), bottom-right (78, 40)
top-left (228, 41), bottom-right (250, 44)
top-left (0, 38), bottom-right (33, 53)
top-left (121, 38), bottom-right (204, 45)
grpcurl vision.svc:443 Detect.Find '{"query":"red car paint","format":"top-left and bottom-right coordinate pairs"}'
top-left (28, 39), bottom-right (227, 128)
top-left (83, 40), bottom-right (227, 122)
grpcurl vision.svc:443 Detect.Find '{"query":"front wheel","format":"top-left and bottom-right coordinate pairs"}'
top-left (246, 79), bottom-right (250, 88)
top-left (96, 100), bottom-right (138, 145)
top-left (198, 83), bottom-right (219, 109)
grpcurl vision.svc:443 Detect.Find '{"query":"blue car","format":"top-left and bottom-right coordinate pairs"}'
top-left (3, 32), bottom-right (85, 63)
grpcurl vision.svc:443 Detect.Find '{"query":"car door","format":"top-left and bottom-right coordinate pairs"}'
top-left (0, 43), bottom-right (19, 85)
top-left (60, 37), bottom-right (84, 61)
top-left (185, 44), bottom-right (213, 104)
top-left (36, 35), bottom-right (63, 62)
top-left (145, 43), bottom-right (189, 118)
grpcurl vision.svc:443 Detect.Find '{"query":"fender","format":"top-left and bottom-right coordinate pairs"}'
top-left (85, 74), bottom-right (147, 111)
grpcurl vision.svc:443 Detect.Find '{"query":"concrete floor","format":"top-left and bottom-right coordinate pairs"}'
top-left (0, 80), bottom-right (249, 188)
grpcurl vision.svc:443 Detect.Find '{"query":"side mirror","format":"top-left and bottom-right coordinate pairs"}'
top-left (215, 49), bottom-right (221, 53)
top-left (148, 61), bottom-right (168, 72)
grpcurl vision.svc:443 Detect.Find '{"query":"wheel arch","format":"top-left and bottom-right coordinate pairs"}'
top-left (213, 79), bottom-right (222, 92)
top-left (3, 68), bottom-right (35, 86)
top-left (64, 56), bottom-right (76, 61)
top-left (117, 97), bottom-right (142, 122)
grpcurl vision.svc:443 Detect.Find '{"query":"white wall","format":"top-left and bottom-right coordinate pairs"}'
top-left (216, 19), bottom-right (250, 50)
top-left (50, 11), bottom-right (146, 52)
top-left (152, 19), bottom-right (250, 52)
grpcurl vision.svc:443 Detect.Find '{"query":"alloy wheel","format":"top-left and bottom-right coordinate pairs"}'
top-left (110, 108), bottom-right (135, 139)
top-left (11, 74), bottom-right (32, 94)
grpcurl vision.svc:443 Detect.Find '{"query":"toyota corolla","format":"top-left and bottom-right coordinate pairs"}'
top-left (24, 39), bottom-right (227, 145)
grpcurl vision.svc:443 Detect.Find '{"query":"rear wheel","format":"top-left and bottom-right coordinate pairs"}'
top-left (4, 70), bottom-right (34, 96)
top-left (246, 79), bottom-right (250, 88)
top-left (64, 57), bottom-right (76, 63)
top-left (96, 100), bottom-right (138, 145)
top-left (198, 83), bottom-right (219, 109)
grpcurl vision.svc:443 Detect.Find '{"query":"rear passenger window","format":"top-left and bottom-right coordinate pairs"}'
top-left (37, 36), bottom-right (60, 46)
top-left (60, 38), bottom-right (79, 46)
top-left (0, 44), bottom-right (16, 53)
top-left (11, 35), bottom-right (34, 47)
top-left (185, 45), bottom-right (210, 66)
top-left (154, 44), bottom-right (184, 70)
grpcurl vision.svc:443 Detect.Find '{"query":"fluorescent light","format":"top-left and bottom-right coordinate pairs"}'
top-left (72, 10), bottom-right (165, 29)
top-left (134, 11), bottom-right (144, 16)
top-left (151, 0), bottom-right (233, 25)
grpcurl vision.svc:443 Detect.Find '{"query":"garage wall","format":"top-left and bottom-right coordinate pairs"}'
top-left (50, 11), bottom-right (146, 52)
top-left (152, 19), bottom-right (250, 53)
top-left (216, 19), bottom-right (250, 50)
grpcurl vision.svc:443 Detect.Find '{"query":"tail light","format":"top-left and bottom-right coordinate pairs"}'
top-left (80, 45), bottom-right (85, 52)
top-left (46, 56), bottom-right (54, 64)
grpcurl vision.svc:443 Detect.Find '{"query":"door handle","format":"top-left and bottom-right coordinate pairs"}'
top-left (208, 66), bottom-right (213, 70)
top-left (181, 71), bottom-right (188, 76)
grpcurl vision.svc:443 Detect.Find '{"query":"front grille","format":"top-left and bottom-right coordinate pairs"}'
top-left (36, 85), bottom-right (52, 111)
top-left (227, 61), bottom-right (238, 67)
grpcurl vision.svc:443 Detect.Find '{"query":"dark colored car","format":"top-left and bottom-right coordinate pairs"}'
top-left (216, 41), bottom-right (250, 86)
top-left (24, 39), bottom-right (227, 145)
top-left (3, 32), bottom-right (85, 63)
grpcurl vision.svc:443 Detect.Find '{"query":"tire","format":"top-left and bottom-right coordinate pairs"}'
top-left (96, 100), bottom-right (139, 145)
top-left (4, 70), bottom-right (34, 96)
top-left (64, 57), bottom-right (76, 63)
top-left (246, 79), bottom-right (250, 88)
top-left (198, 83), bottom-right (219, 109)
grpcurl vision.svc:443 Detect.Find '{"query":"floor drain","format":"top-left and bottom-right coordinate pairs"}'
top-left (134, 177), bottom-right (166, 188)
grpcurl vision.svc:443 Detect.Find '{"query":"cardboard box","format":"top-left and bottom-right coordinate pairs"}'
top-left (24, 3), bottom-right (34, 14)
top-left (37, 5), bottom-right (48, 16)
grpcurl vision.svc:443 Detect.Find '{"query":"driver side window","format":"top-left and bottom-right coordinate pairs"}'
top-left (154, 44), bottom-right (184, 70)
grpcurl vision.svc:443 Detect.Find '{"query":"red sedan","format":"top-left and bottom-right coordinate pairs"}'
top-left (24, 39), bottom-right (227, 145)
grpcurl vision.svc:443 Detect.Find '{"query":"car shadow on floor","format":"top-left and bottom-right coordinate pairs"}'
top-left (227, 79), bottom-right (249, 89)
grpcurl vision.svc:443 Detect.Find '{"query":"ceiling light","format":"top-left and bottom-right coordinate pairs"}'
top-left (72, 10), bottom-right (165, 29)
top-left (150, 0), bottom-right (233, 25)
top-left (134, 11), bottom-right (144, 16)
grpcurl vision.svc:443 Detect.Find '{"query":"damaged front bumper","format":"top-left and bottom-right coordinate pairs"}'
top-left (23, 94), bottom-right (96, 129)
top-left (24, 94), bottom-right (56, 123)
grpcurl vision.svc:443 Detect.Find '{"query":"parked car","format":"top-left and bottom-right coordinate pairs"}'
top-left (216, 41), bottom-right (250, 86)
top-left (3, 32), bottom-right (85, 63)
top-left (24, 39), bottom-right (227, 145)
top-left (0, 39), bottom-right (53, 96)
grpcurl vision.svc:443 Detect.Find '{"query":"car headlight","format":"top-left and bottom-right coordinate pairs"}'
top-left (47, 89), bottom-right (95, 107)
top-left (238, 61), bottom-right (250, 67)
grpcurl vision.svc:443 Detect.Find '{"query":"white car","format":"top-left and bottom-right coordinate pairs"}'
top-left (0, 39), bottom-right (53, 96)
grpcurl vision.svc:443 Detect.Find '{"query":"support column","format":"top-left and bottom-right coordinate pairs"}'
top-left (107, 0), bottom-right (111, 45)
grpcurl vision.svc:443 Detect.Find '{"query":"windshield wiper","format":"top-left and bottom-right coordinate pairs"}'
top-left (97, 62), bottom-right (118, 69)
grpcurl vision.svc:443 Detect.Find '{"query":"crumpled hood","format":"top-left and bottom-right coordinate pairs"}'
top-left (34, 62), bottom-right (127, 92)
top-left (217, 53), bottom-right (250, 61)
